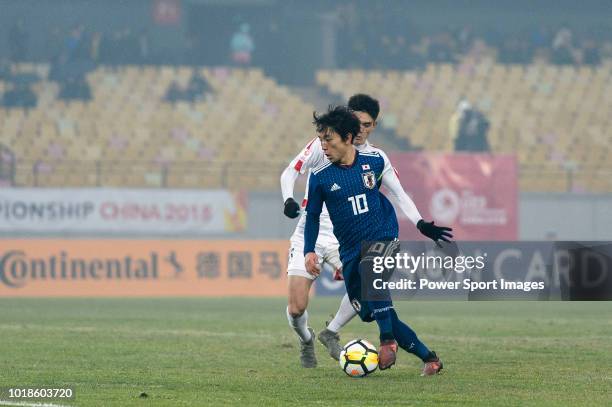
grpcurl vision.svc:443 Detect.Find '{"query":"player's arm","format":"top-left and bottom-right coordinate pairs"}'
top-left (380, 167), bottom-right (422, 226)
top-left (280, 138), bottom-right (323, 218)
top-left (379, 153), bottom-right (453, 242)
top-left (303, 173), bottom-right (324, 276)
top-left (280, 166), bottom-right (300, 218)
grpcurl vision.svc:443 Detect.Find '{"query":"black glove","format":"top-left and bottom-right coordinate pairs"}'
top-left (283, 198), bottom-right (300, 219)
top-left (417, 220), bottom-right (453, 242)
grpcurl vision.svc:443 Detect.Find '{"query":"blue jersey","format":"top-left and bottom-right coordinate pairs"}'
top-left (304, 150), bottom-right (399, 264)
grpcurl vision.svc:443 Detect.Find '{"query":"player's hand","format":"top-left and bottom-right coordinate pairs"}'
top-left (417, 220), bottom-right (453, 242)
top-left (283, 198), bottom-right (300, 219)
top-left (305, 252), bottom-right (321, 276)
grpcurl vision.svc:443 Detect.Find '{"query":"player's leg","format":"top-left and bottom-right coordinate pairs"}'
top-left (325, 293), bottom-right (356, 333)
top-left (287, 275), bottom-right (313, 342)
top-left (287, 275), bottom-right (317, 368)
top-left (387, 308), bottom-right (430, 359)
top-left (339, 253), bottom-right (401, 370)
top-left (356, 241), bottom-right (401, 369)
top-left (369, 298), bottom-right (397, 370)
top-left (341, 254), bottom-right (397, 369)
top-left (286, 240), bottom-right (317, 367)
top-left (324, 243), bottom-right (356, 333)
top-left (389, 309), bottom-right (443, 375)
top-left (318, 243), bottom-right (357, 360)
top-left (361, 240), bottom-right (442, 374)
top-left (318, 293), bottom-right (355, 361)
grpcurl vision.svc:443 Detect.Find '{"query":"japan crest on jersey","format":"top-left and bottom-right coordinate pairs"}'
top-left (362, 171), bottom-right (376, 189)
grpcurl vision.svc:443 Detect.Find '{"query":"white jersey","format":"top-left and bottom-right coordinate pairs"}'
top-left (284, 137), bottom-right (331, 241)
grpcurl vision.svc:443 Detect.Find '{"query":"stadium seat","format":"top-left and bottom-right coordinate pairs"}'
top-left (317, 61), bottom-right (612, 193)
top-left (3, 61), bottom-right (611, 193)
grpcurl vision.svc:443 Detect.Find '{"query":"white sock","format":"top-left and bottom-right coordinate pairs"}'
top-left (286, 307), bottom-right (312, 343)
top-left (327, 293), bottom-right (357, 333)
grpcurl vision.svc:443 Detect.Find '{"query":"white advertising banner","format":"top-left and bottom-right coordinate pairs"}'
top-left (0, 188), bottom-right (247, 233)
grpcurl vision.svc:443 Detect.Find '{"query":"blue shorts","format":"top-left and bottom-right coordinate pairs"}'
top-left (342, 256), bottom-right (375, 322)
top-left (342, 240), bottom-right (399, 322)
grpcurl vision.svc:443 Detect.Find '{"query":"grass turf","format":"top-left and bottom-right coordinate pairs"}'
top-left (0, 298), bottom-right (610, 406)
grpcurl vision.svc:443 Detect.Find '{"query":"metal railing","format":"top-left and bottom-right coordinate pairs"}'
top-left (518, 165), bottom-right (612, 193)
top-left (0, 144), bottom-right (16, 186)
top-left (3, 158), bottom-right (612, 193)
top-left (9, 159), bottom-right (286, 189)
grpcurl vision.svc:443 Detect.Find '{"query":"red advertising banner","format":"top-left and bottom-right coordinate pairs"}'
top-left (0, 240), bottom-right (289, 297)
top-left (387, 153), bottom-right (517, 240)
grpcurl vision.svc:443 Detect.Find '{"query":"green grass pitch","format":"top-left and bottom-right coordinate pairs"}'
top-left (0, 298), bottom-right (610, 406)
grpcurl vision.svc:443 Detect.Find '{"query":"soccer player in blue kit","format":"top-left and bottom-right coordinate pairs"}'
top-left (303, 106), bottom-right (453, 374)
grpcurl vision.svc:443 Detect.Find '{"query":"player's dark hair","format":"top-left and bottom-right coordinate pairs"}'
top-left (348, 94), bottom-right (380, 120)
top-left (312, 105), bottom-right (360, 144)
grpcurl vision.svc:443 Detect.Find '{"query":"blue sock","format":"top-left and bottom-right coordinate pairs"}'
top-left (371, 301), bottom-right (394, 341)
top-left (390, 309), bottom-right (431, 361)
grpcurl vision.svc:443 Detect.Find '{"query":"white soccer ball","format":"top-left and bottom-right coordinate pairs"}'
top-left (339, 339), bottom-right (379, 377)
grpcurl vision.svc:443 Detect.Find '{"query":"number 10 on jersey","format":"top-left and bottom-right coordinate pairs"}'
top-left (348, 194), bottom-right (369, 215)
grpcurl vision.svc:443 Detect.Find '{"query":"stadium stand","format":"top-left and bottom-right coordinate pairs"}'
top-left (1, 64), bottom-right (315, 190)
top-left (1, 58), bottom-right (610, 192)
top-left (317, 57), bottom-right (612, 193)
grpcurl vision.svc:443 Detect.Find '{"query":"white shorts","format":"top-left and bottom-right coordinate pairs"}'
top-left (287, 234), bottom-right (341, 281)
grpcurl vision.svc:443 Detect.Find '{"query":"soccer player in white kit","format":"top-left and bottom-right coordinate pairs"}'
top-left (281, 94), bottom-right (426, 367)
top-left (281, 130), bottom-right (352, 368)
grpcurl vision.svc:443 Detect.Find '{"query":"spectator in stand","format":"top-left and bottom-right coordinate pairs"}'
top-left (123, 28), bottom-right (140, 64)
top-left (8, 19), bottom-right (28, 62)
top-left (582, 39), bottom-right (601, 65)
top-left (46, 27), bottom-right (65, 63)
top-left (530, 26), bottom-right (551, 60)
top-left (2, 83), bottom-right (37, 108)
top-left (164, 81), bottom-right (183, 103)
top-left (138, 29), bottom-right (150, 63)
top-left (552, 24), bottom-right (576, 65)
top-left (451, 100), bottom-right (490, 153)
top-left (230, 23), bottom-right (255, 65)
top-left (428, 32), bottom-right (457, 63)
top-left (163, 70), bottom-right (212, 103)
top-left (58, 77), bottom-right (91, 101)
top-left (90, 31), bottom-right (103, 63)
top-left (449, 100), bottom-right (467, 144)
top-left (456, 25), bottom-right (474, 53)
top-left (186, 69), bottom-right (212, 102)
top-left (499, 33), bottom-right (531, 63)
top-left (63, 25), bottom-right (85, 63)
